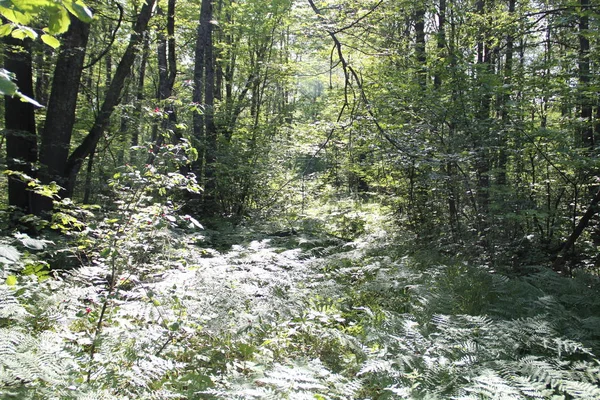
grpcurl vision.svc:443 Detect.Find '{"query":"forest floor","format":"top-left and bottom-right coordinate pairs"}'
top-left (120, 220), bottom-right (600, 399)
top-left (4, 214), bottom-right (600, 399)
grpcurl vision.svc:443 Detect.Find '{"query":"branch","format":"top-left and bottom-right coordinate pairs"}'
top-left (83, 1), bottom-right (124, 69)
top-left (552, 186), bottom-right (600, 274)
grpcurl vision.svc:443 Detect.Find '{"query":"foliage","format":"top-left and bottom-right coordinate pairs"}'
top-left (2, 193), bottom-right (600, 398)
top-left (4, 0), bottom-right (600, 399)
top-left (0, 0), bottom-right (92, 104)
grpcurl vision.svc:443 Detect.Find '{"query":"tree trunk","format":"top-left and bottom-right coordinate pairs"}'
top-left (64, 0), bottom-right (156, 196)
top-left (552, 187), bottom-right (600, 274)
top-left (579, 0), bottom-right (593, 149)
top-left (38, 15), bottom-right (90, 212)
top-left (193, 0), bottom-right (216, 208)
top-left (497, 0), bottom-right (515, 187)
top-left (475, 0), bottom-right (495, 238)
top-left (414, 6), bottom-right (426, 88)
top-left (131, 32), bottom-right (149, 151)
top-left (4, 38), bottom-right (37, 215)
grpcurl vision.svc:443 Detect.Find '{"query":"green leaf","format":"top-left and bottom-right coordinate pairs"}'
top-left (63, 0), bottom-right (92, 23)
top-left (46, 5), bottom-right (70, 34)
top-left (0, 244), bottom-right (20, 264)
top-left (41, 33), bottom-right (60, 48)
top-left (11, 26), bottom-right (37, 40)
top-left (12, 0), bottom-right (55, 13)
top-left (0, 23), bottom-right (13, 36)
top-left (0, 7), bottom-right (31, 25)
top-left (5, 275), bottom-right (17, 286)
top-left (0, 69), bottom-right (18, 96)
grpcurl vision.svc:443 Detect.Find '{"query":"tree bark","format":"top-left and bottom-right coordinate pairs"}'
top-left (192, 0), bottom-right (216, 208)
top-left (579, 0), bottom-right (593, 149)
top-left (38, 15), bottom-right (90, 209)
top-left (415, 6), bottom-right (426, 88)
top-left (131, 32), bottom-right (149, 151)
top-left (150, 0), bottom-right (179, 162)
top-left (4, 38), bottom-right (37, 215)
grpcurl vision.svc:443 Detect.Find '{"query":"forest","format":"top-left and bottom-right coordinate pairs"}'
top-left (2, 0), bottom-right (600, 398)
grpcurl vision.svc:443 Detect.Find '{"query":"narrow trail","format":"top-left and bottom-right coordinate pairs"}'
top-left (4, 223), bottom-right (600, 399)
top-left (131, 226), bottom-right (600, 399)
top-left (135, 225), bottom-right (600, 399)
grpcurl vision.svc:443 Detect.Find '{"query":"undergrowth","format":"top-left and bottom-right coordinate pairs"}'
top-left (2, 150), bottom-right (600, 398)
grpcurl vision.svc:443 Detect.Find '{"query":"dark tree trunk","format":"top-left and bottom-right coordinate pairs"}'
top-left (193, 0), bottom-right (216, 208)
top-left (192, 1), bottom-right (206, 173)
top-left (150, 0), bottom-right (179, 161)
top-left (475, 0), bottom-right (495, 235)
top-left (579, 0), bottom-right (593, 149)
top-left (4, 38), bottom-right (37, 215)
top-left (64, 0), bottom-right (156, 196)
top-left (38, 15), bottom-right (90, 212)
top-left (433, 0), bottom-right (445, 89)
top-left (497, 0), bottom-right (515, 187)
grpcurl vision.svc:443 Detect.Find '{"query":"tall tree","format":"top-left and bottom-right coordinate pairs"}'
top-left (4, 38), bottom-right (37, 215)
top-left (192, 0), bottom-right (216, 205)
top-left (37, 16), bottom-right (90, 213)
top-left (64, 0), bottom-right (157, 196)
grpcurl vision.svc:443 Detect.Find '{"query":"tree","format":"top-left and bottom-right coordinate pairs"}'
top-left (192, 0), bottom-right (216, 207)
top-left (4, 37), bottom-right (37, 215)
top-left (37, 15), bottom-right (90, 213)
top-left (64, 0), bottom-right (156, 196)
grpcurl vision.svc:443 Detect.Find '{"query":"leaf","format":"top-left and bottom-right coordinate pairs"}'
top-left (12, 0), bottom-right (55, 13)
top-left (41, 33), bottom-right (60, 48)
top-left (0, 23), bottom-right (12, 36)
top-left (0, 7), bottom-right (31, 25)
top-left (46, 5), bottom-right (70, 34)
top-left (63, 0), bottom-right (92, 23)
top-left (184, 215), bottom-right (204, 229)
top-left (20, 237), bottom-right (50, 250)
top-left (5, 275), bottom-right (17, 286)
top-left (0, 244), bottom-right (20, 264)
top-left (0, 69), bottom-right (18, 96)
top-left (11, 26), bottom-right (36, 40)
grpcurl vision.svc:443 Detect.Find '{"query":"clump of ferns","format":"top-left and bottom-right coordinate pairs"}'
top-left (355, 309), bottom-right (600, 399)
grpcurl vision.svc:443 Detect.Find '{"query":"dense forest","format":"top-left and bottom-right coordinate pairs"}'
top-left (2, 0), bottom-right (600, 398)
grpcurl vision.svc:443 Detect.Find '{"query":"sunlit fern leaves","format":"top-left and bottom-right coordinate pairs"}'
top-left (0, 328), bottom-right (78, 397)
top-left (205, 359), bottom-right (362, 399)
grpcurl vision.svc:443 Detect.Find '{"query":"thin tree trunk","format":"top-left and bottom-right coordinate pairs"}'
top-left (415, 6), bottom-right (426, 88)
top-left (131, 32), bottom-right (149, 151)
top-left (83, 145), bottom-right (96, 203)
top-left (579, 0), bottom-right (593, 149)
top-left (497, 0), bottom-right (515, 187)
top-left (475, 0), bottom-right (494, 238)
top-left (552, 187), bottom-right (600, 274)
top-left (150, 0), bottom-right (179, 162)
top-left (193, 0), bottom-right (216, 209)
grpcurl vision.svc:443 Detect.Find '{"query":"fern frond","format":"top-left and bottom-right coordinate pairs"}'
top-left (458, 369), bottom-right (523, 399)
